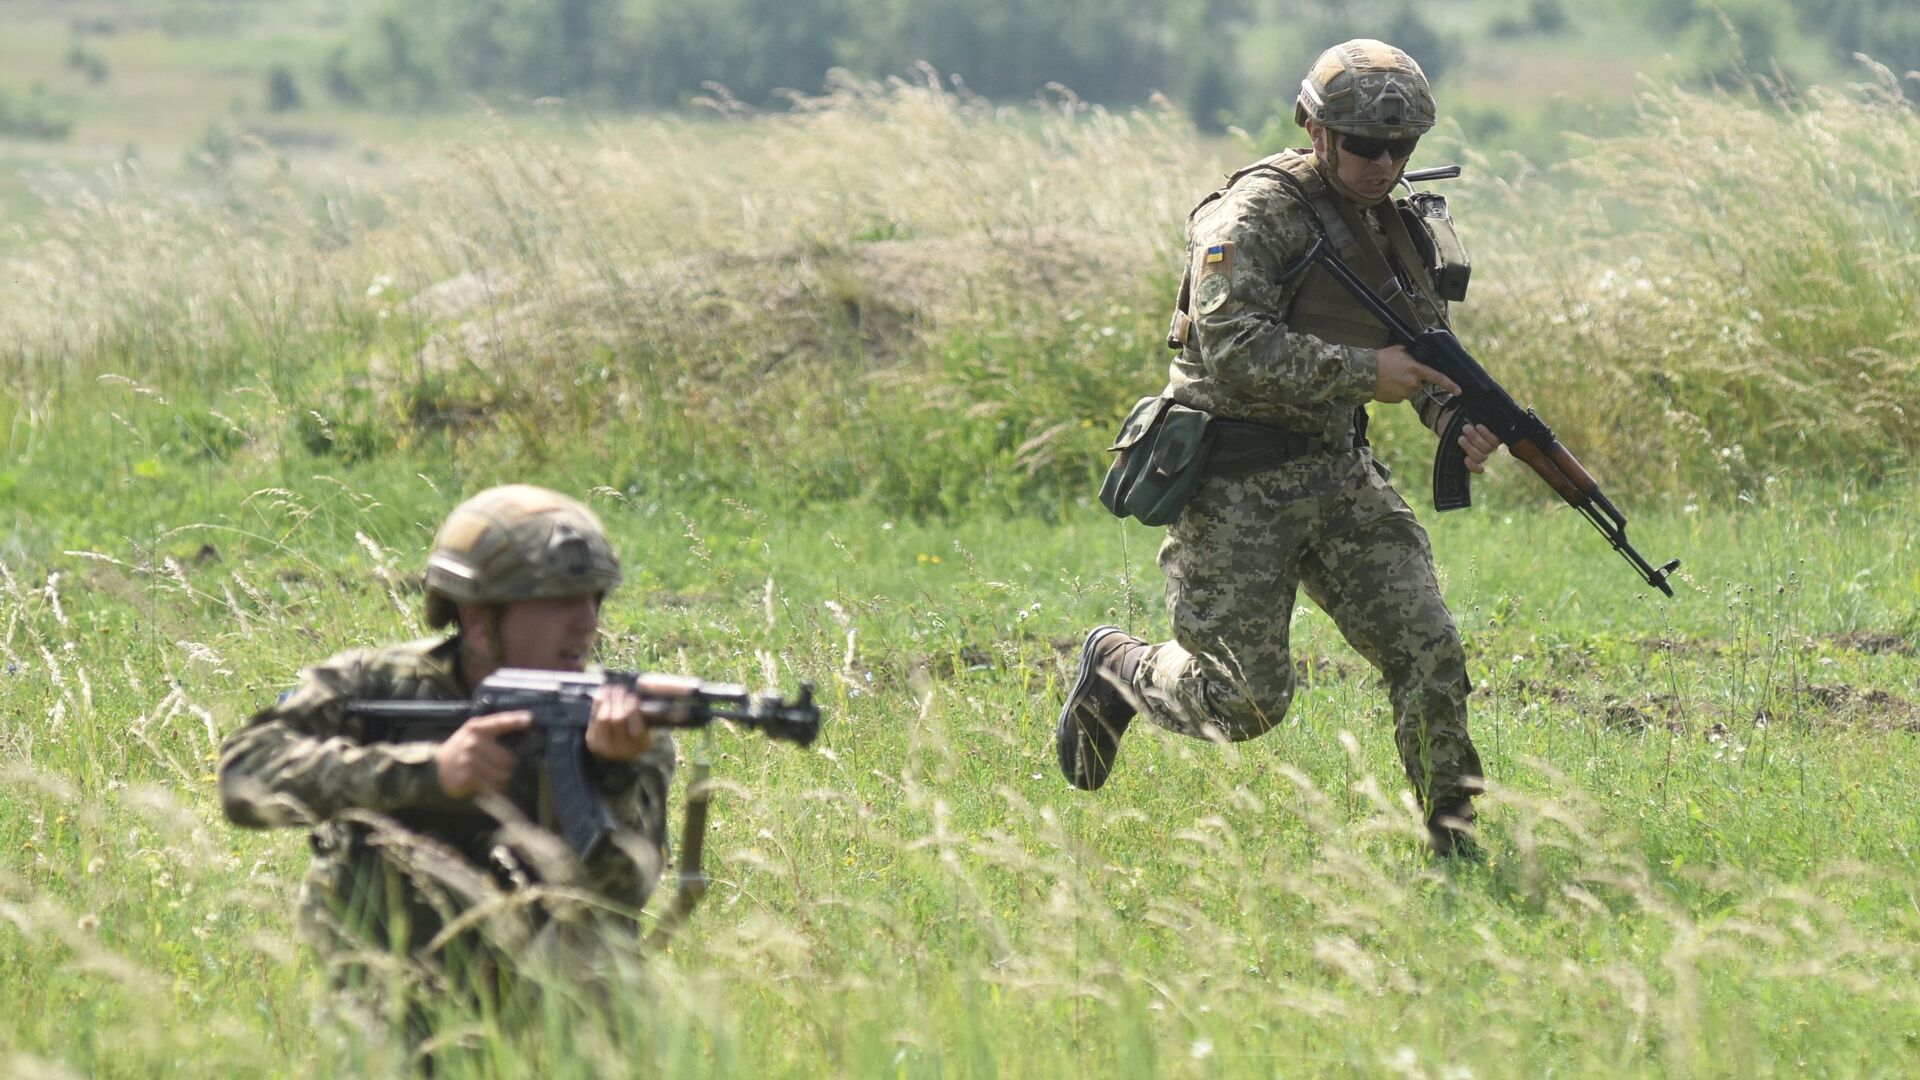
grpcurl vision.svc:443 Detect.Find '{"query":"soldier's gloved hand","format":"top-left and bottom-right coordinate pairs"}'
top-left (586, 674), bottom-right (693, 762)
top-left (1373, 345), bottom-right (1461, 404)
top-left (436, 710), bottom-right (531, 799)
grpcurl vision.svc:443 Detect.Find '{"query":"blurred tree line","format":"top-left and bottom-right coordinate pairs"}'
top-left (318, 0), bottom-right (1463, 125)
top-left (0, 83), bottom-right (73, 140)
top-left (314, 0), bottom-right (1919, 119)
top-left (1629, 0), bottom-right (1920, 95)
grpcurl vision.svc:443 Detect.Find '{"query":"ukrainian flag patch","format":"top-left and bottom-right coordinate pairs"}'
top-left (1193, 239), bottom-right (1236, 315)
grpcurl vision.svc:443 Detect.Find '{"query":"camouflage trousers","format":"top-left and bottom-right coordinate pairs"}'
top-left (297, 825), bottom-right (639, 1057)
top-left (1133, 447), bottom-right (1484, 811)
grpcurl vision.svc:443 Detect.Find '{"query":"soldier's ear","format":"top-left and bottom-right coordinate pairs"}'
top-left (455, 602), bottom-right (495, 654)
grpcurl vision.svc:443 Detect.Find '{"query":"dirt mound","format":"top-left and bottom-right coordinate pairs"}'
top-left (400, 226), bottom-right (1149, 380)
top-left (1793, 683), bottom-right (1919, 731)
top-left (1824, 630), bottom-right (1915, 656)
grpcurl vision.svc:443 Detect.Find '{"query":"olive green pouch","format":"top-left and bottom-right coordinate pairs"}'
top-left (1403, 191), bottom-right (1471, 302)
top-left (1098, 396), bottom-right (1214, 527)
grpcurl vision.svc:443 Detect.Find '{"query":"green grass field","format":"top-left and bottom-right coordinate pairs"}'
top-left (3, 8), bottom-right (1919, 1074)
top-left (4, 475), bottom-right (1918, 1076)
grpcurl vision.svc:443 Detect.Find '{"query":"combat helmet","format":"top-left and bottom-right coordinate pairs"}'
top-left (1293, 39), bottom-right (1436, 139)
top-left (423, 484), bottom-right (621, 628)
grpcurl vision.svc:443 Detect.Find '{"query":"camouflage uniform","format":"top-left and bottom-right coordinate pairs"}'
top-left (1127, 42), bottom-right (1485, 814)
top-left (218, 485), bottom-right (675, 1022)
top-left (221, 638), bottom-right (674, 970)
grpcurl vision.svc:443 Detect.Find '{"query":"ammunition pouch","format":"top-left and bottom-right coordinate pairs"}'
top-left (1098, 396), bottom-right (1214, 526)
top-left (1402, 191), bottom-right (1471, 302)
top-left (1100, 398), bottom-right (1368, 525)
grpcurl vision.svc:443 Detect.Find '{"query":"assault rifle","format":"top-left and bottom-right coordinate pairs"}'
top-left (1284, 236), bottom-right (1680, 597)
top-left (346, 668), bottom-right (821, 860)
top-left (349, 668), bottom-right (820, 947)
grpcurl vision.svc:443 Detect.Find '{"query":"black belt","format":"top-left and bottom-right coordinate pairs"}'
top-left (1204, 405), bottom-right (1369, 477)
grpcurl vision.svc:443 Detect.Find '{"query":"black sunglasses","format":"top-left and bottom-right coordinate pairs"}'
top-left (1339, 133), bottom-right (1419, 160)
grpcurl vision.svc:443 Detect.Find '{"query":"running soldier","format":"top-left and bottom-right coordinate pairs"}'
top-left (1061, 41), bottom-right (1501, 854)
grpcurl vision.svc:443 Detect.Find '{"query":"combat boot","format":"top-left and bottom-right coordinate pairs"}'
top-left (1426, 799), bottom-right (1479, 859)
top-left (1056, 625), bottom-right (1149, 791)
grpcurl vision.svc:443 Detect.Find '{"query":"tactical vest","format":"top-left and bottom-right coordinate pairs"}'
top-left (1170, 149), bottom-right (1451, 352)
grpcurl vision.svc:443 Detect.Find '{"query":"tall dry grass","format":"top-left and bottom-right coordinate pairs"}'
top-left (1450, 62), bottom-right (1920, 497)
top-left (5, 68), bottom-right (1913, 519)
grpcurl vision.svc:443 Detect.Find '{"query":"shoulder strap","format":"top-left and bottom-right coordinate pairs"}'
top-left (1261, 154), bottom-right (1377, 277)
top-left (1185, 151), bottom-right (1298, 224)
top-left (1266, 157), bottom-right (1423, 331)
top-left (1377, 201), bottom-right (1449, 329)
top-left (1169, 151), bottom-right (1312, 348)
top-left (1168, 151), bottom-right (1431, 346)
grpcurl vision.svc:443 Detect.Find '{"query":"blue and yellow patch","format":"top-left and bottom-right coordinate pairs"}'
top-left (1193, 239), bottom-right (1236, 316)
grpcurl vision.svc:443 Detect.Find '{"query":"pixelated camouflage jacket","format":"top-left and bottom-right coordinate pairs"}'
top-left (218, 636), bottom-right (675, 915)
top-left (1165, 150), bottom-right (1454, 443)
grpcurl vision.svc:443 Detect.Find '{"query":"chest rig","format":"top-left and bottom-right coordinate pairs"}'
top-left (1168, 149), bottom-right (1464, 353)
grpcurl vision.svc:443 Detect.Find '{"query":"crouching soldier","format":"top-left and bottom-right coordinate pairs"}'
top-left (220, 484), bottom-right (685, 1041)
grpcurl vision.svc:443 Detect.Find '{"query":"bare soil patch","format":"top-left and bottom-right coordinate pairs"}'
top-left (1824, 630), bottom-right (1914, 656)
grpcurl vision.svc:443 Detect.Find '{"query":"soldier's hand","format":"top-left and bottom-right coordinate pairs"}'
top-left (436, 710), bottom-right (530, 799)
top-left (1374, 345), bottom-right (1461, 404)
top-left (585, 675), bottom-right (693, 762)
top-left (1456, 419), bottom-right (1502, 474)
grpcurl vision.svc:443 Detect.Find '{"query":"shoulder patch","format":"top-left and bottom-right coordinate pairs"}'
top-left (1194, 272), bottom-right (1232, 315)
top-left (1193, 240), bottom-right (1236, 315)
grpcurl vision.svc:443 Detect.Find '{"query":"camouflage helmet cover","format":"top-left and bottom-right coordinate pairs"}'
top-left (423, 484), bottom-right (621, 628)
top-left (1293, 39), bottom-right (1436, 139)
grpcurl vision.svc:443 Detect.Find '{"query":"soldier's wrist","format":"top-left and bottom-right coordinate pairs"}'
top-left (1344, 346), bottom-right (1379, 402)
top-left (399, 753), bottom-right (470, 809)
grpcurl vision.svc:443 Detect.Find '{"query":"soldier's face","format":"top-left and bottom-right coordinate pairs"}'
top-left (1309, 122), bottom-right (1407, 204)
top-left (488, 593), bottom-right (603, 671)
